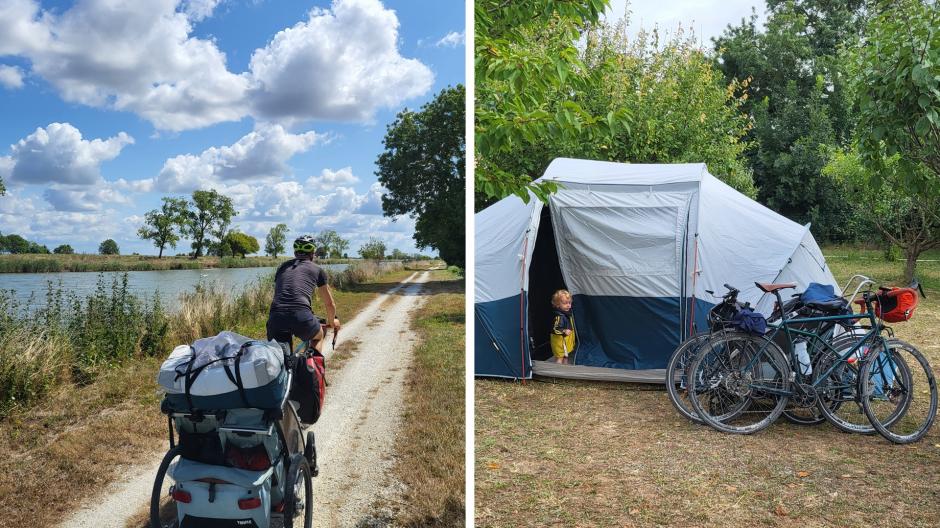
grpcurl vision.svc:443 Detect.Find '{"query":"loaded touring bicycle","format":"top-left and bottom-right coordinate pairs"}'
top-left (151, 327), bottom-right (328, 528)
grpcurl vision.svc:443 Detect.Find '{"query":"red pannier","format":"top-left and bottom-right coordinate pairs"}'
top-left (876, 287), bottom-right (919, 323)
top-left (290, 350), bottom-right (326, 424)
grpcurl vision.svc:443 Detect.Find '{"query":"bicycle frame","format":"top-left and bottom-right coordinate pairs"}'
top-left (723, 290), bottom-right (897, 399)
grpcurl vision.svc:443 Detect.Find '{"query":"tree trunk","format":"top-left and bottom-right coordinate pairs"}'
top-left (904, 248), bottom-right (919, 283)
top-left (158, 246), bottom-right (164, 259)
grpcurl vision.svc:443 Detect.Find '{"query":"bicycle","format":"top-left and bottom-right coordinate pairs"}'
top-left (686, 282), bottom-right (937, 443)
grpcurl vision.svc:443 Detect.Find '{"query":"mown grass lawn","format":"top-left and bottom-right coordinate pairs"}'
top-left (475, 246), bottom-right (940, 527)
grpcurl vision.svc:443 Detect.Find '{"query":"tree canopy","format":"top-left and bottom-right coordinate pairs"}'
top-left (53, 244), bottom-right (74, 255)
top-left (377, 85), bottom-right (465, 267)
top-left (265, 223), bottom-right (289, 258)
top-left (137, 197), bottom-right (188, 258)
top-left (224, 231), bottom-right (260, 258)
top-left (99, 239), bottom-right (120, 255)
top-left (183, 189), bottom-right (236, 259)
top-left (358, 237), bottom-right (386, 260)
top-left (313, 230), bottom-right (350, 259)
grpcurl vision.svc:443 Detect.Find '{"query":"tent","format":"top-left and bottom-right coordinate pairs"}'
top-left (475, 158), bottom-right (839, 381)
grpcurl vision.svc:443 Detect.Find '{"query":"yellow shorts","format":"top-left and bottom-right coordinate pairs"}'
top-left (550, 333), bottom-right (576, 358)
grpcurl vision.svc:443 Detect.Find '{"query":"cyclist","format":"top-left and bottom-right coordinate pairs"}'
top-left (266, 235), bottom-right (341, 351)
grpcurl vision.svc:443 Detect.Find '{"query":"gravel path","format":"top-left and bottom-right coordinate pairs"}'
top-left (57, 271), bottom-right (429, 528)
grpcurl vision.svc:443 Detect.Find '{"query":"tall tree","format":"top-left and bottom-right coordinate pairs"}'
top-left (377, 85), bottom-right (466, 267)
top-left (137, 197), bottom-right (188, 258)
top-left (476, 0), bottom-right (619, 202)
top-left (99, 239), bottom-right (120, 255)
top-left (313, 230), bottom-right (350, 259)
top-left (824, 148), bottom-right (940, 281)
top-left (53, 244), bottom-right (74, 254)
top-left (853, 0), bottom-right (940, 183)
top-left (224, 231), bottom-right (260, 258)
top-left (182, 189), bottom-right (236, 259)
top-left (358, 237), bottom-right (386, 260)
top-left (265, 223), bottom-right (289, 258)
top-left (713, 1), bottom-right (869, 241)
top-left (1, 234), bottom-right (29, 254)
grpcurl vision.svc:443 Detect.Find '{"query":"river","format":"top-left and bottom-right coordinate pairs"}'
top-left (0, 263), bottom-right (351, 310)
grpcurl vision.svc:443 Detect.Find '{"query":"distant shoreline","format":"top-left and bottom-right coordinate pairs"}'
top-left (0, 254), bottom-right (359, 273)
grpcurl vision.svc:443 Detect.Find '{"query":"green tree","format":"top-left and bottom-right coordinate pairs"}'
top-left (358, 237), bottom-right (386, 260)
top-left (824, 148), bottom-right (940, 282)
top-left (265, 223), bottom-right (289, 258)
top-left (27, 241), bottom-right (49, 254)
top-left (476, 0), bottom-right (621, 203)
top-left (377, 86), bottom-right (465, 267)
top-left (713, 1), bottom-right (869, 241)
top-left (853, 0), bottom-right (940, 184)
top-left (99, 239), bottom-right (120, 255)
top-left (313, 230), bottom-right (350, 259)
top-left (1, 234), bottom-right (29, 254)
top-left (390, 248), bottom-right (408, 260)
top-left (224, 231), bottom-right (260, 258)
top-left (53, 244), bottom-right (74, 254)
top-left (137, 197), bottom-right (188, 258)
top-left (182, 189), bottom-right (236, 259)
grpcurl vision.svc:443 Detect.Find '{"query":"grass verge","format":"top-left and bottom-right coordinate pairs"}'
top-left (475, 248), bottom-right (940, 527)
top-left (0, 266), bottom-right (416, 528)
top-left (382, 269), bottom-right (466, 527)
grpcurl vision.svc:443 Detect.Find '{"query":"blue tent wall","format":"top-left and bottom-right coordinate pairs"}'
top-left (570, 295), bottom-right (716, 369)
top-left (475, 295), bottom-right (531, 378)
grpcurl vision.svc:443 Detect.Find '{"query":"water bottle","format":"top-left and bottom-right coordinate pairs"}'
top-left (795, 340), bottom-right (812, 375)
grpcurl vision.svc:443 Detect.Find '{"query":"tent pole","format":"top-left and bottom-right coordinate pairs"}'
top-left (688, 234), bottom-right (699, 336)
top-left (520, 233), bottom-right (530, 383)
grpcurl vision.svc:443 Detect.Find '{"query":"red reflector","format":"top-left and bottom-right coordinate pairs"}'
top-left (171, 489), bottom-right (192, 504)
top-left (238, 497), bottom-right (262, 510)
top-left (273, 501), bottom-right (285, 513)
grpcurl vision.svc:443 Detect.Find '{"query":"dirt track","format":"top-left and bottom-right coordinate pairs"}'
top-left (57, 271), bottom-right (429, 528)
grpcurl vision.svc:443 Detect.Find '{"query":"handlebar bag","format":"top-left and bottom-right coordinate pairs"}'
top-left (290, 350), bottom-right (326, 425)
top-left (876, 287), bottom-right (919, 323)
top-left (159, 331), bottom-right (288, 412)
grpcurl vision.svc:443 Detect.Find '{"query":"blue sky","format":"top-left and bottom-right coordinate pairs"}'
top-left (0, 0), bottom-right (465, 256)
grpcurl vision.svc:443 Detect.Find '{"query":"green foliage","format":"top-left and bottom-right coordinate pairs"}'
top-left (98, 239), bottom-right (119, 255)
top-left (53, 244), bottom-right (74, 255)
top-left (313, 229), bottom-right (350, 259)
top-left (377, 86), bottom-right (465, 267)
top-left (713, 1), bottom-right (869, 241)
top-left (224, 231), bottom-right (260, 258)
top-left (853, 0), bottom-right (940, 185)
top-left (265, 223), bottom-right (289, 258)
top-left (137, 197), bottom-right (188, 258)
top-left (823, 147), bottom-right (940, 281)
top-left (476, 0), bottom-right (617, 203)
top-left (390, 248), bottom-right (408, 260)
top-left (1, 234), bottom-right (31, 254)
top-left (183, 189), bottom-right (236, 259)
top-left (359, 237), bottom-right (387, 260)
top-left (477, 7), bottom-right (756, 208)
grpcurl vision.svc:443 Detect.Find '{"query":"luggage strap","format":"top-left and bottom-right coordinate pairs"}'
top-left (178, 342), bottom-right (255, 411)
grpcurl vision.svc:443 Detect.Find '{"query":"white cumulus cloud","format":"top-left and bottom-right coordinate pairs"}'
top-left (0, 65), bottom-right (24, 89)
top-left (435, 30), bottom-right (464, 48)
top-left (306, 166), bottom-right (359, 191)
top-left (0, 0), bottom-right (433, 130)
top-left (155, 124), bottom-right (325, 192)
top-left (247, 0), bottom-right (434, 123)
top-left (5, 122), bottom-right (133, 186)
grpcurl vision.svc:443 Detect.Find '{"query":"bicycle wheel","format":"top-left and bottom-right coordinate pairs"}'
top-left (813, 335), bottom-right (880, 434)
top-left (861, 339), bottom-right (938, 444)
top-left (665, 332), bottom-right (710, 424)
top-left (688, 332), bottom-right (790, 434)
top-left (150, 446), bottom-right (181, 528)
top-left (284, 456), bottom-right (314, 528)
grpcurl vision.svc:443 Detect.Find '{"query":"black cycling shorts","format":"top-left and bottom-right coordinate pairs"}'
top-left (266, 310), bottom-right (321, 345)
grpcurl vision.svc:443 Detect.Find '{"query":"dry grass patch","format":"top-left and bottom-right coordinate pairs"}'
top-left (475, 249), bottom-right (940, 527)
top-left (380, 269), bottom-right (465, 527)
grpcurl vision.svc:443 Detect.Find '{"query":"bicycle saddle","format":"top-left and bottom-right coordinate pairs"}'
top-left (755, 282), bottom-right (796, 293)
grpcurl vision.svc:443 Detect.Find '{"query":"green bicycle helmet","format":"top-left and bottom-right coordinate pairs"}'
top-left (293, 235), bottom-right (316, 254)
